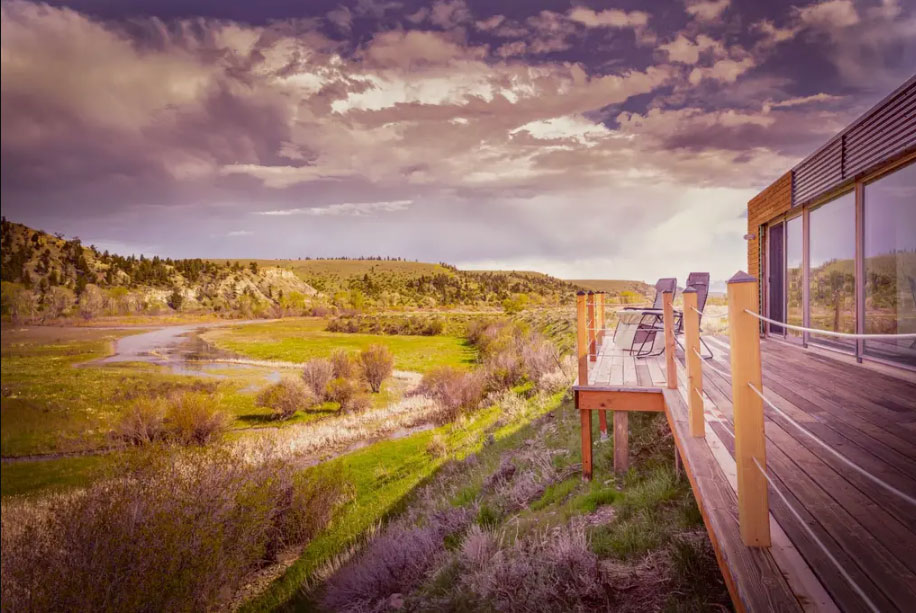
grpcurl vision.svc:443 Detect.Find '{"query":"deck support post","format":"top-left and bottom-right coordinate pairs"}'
top-left (683, 288), bottom-right (705, 437)
top-left (662, 291), bottom-right (677, 390)
top-left (576, 291), bottom-right (592, 480)
top-left (727, 272), bottom-right (771, 548)
top-left (614, 411), bottom-right (628, 474)
top-left (587, 292), bottom-right (597, 362)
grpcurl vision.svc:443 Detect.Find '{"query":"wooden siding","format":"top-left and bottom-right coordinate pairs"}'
top-left (746, 171), bottom-right (792, 306)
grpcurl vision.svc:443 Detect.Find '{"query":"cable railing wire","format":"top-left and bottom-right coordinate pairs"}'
top-left (748, 383), bottom-right (916, 507)
top-left (752, 457), bottom-right (881, 613)
top-left (744, 310), bottom-right (916, 340)
top-left (693, 348), bottom-right (732, 379)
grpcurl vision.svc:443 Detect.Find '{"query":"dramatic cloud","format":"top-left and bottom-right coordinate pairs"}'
top-left (1, 0), bottom-right (914, 283)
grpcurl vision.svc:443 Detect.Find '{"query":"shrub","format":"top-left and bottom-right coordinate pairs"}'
top-left (256, 378), bottom-right (317, 420)
top-left (165, 392), bottom-right (229, 445)
top-left (358, 344), bottom-right (394, 393)
top-left (112, 397), bottom-right (166, 445)
top-left (322, 508), bottom-right (471, 611)
top-left (326, 377), bottom-right (357, 408)
top-left (301, 358), bottom-right (334, 401)
top-left (0, 448), bottom-right (349, 612)
top-left (345, 393), bottom-right (373, 412)
top-left (416, 366), bottom-right (485, 423)
top-left (329, 348), bottom-right (355, 380)
top-left (426, 433), bottom-right (447, 458)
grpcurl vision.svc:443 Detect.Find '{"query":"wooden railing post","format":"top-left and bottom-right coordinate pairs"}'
top-left (596, 292), bottom-right (605, 343)
top-left (576, 291), bottom-right (592, 480)
top-left (587, 292), bottom-right (597, 362)
top-left (683, 288), bottom-right (705, 438)
top-left (662, 290), bottom-right (677, 390)
top-left (593, 291), bottom-right (608, 439)
top-left (727, 271), bottom-right (770, 548)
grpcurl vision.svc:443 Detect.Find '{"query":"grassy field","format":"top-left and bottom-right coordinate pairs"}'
top-left (245, 389), bottom-right (729, 612)
top-left (241, 389), bottom-right (567, 612)
top-left (0, 321), bottom-right (418, 497)
top-left (204, 318), bottom-right (476, 373)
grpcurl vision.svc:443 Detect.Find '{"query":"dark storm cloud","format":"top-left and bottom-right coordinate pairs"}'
top-left (2, 0), bottom-right (915, 282)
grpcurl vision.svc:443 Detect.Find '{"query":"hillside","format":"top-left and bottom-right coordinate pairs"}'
top-left (1, 221), bottom-right (580, 320)
top-left (208, 258), bottom-right (579, 307)
top-left (0, 220), bottom-right (317, 319)
top-left (567, 279), bottom-right (655, 304)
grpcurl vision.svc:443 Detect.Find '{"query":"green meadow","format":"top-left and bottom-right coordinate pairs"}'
top-left (203, 318), bottom-right (477, 372)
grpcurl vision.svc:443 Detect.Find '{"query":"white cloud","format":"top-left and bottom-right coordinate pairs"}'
top-left (764, 92), bottom-right (840, 111)
top-left (258, 200), bottom-right (413, 216)
top-left (685, 0), bottom-right (730, 22)
top-left (688, 57), bottom-right (755, 85)
top-left (226, 230), bottom-right (253, 237)
top-left (795, 0), bottom-right (860, 29)
top-left (567, 7), bottom-right (649, 28)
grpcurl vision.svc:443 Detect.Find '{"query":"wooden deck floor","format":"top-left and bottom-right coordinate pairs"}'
top-left (582, 335), bottom-right (916, 612)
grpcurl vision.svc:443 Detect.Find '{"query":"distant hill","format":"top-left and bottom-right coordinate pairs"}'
top-left (1, 219), bottom-right (317, 319)
top-left (1, 220), bottom-right (581, 320)
top-left (211, 258), bottom-right (579, 307)
top-left (567, 279), bottom-right (654, 304)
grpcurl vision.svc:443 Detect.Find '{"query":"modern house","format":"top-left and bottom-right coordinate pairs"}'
top-left (571, 75), bottom-right (916, 613)
top-left (747, 75), bottom-right (915, 367)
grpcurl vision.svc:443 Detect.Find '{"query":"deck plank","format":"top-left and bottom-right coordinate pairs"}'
top-left (663, 387), bottom-right (802, 612)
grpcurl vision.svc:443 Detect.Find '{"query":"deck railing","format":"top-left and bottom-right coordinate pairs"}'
top-left (674, 271), bottom-right (916, 612)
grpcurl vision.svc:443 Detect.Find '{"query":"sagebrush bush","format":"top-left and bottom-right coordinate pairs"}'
top-left (456, 523), bottom-right (606, 612)
top-left (416, 366), bottom-right (485, 423)
top-left (322, 508), bottom-right (472, 611)
top-left (326, 377), bottom-right (357, 408)
top-left (0, 448), bottom-right (349, 612)
top-left (165, 391), bottom-right (229, 445)
top-left (301, 358), bottom-right (334, 401)
top-left (330, 348), bottom-right (355, 380)
top-left (112, 397), bottom-right (166, 445)
top-left (256, 377), bottom-right (317, 419)
top-left (358, 344), bottom-right (393, 392)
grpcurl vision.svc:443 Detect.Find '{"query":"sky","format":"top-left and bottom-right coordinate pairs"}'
top-left (1, 0), bottom-right (914, 284)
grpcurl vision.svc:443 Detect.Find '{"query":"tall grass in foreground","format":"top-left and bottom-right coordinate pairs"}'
top-left (0, 446), bottom-right (350, 613)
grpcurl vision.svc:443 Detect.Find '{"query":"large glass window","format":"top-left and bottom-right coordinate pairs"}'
top-left (786, 215), bottom-right (804, 338)
top-left (863, 163), bottom-right (916, 366)
top-left (808, 191), bottom-right (856, 351)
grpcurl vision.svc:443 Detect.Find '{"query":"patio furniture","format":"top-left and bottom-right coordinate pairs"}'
top-left (613, 277), bottom-right (677, 357)
top-left (614, 274), bottom-right (715, 358)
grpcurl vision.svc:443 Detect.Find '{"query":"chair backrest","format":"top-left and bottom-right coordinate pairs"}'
top-left (651, 277), bottom-right (678, 309)
top-left (685, 272), bottom-right (711, 314)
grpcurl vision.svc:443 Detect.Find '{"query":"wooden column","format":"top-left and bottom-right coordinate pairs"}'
top-left (613, 411), bottom-right (628, 474)
top-left (683, 288), bottom-right (705, 437)
top-left (576, 291), bottom-right (592, 480)
top-left (727, 271), bottom-right (770, 548)
top-left (596, 292), bottom-right (605, 343)
top-left (595, 291), bottom-right (608, 439)
top-left (662, 290), bottom-right (677, 390)
top-left (587, 292), bottom-right (597, 362)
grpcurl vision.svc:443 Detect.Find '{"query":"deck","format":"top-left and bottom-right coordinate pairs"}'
top-left (575, 332), bottom-right (916, 612)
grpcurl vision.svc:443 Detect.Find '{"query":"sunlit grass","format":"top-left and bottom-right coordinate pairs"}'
top-left (203, 318), bottom-right (477, 373)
